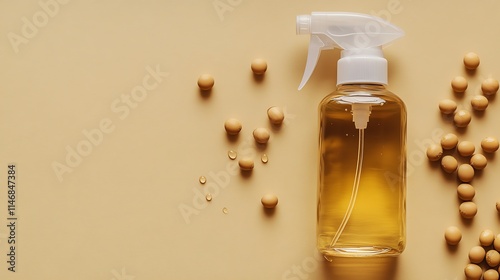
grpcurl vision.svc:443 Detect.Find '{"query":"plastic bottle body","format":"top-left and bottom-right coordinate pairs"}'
top-left (317, 84), bottom-right (406, 257)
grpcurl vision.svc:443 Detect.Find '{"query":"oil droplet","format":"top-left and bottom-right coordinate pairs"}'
top-left (206, 193), bottom-right (212, 201)
top-left (261, 154), bottom-right (268, 163)
top-left (222, 207), bottom-right (228, 214)
top-left (199, 176), bottom-right (206, 184)
top-left (228, 150), bottom-right (237, 160)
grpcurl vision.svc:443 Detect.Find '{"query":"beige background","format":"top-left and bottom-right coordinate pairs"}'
top-left (1, 0), bottom-right (500, 279)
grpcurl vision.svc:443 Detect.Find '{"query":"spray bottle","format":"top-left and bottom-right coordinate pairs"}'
top-left (297, 12), bottom-right (406, 257)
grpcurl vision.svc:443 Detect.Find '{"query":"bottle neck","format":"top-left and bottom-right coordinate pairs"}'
top-left (336, 83), bottom-right (386, 92)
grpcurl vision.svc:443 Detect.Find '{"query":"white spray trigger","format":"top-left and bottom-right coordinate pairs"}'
top-left (298, 35), bottom-right (334, 90)
top-left (296, 12), bottom-right (404, 90)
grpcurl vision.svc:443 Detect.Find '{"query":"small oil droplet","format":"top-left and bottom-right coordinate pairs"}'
top-left (222, 207), bottom-right (228, 214)
top-left (199, 176), bottom-right (206, 184)
top-left (228, 150), bottom-right (237, 160)
top-left (205, 193), bottom-right (212, 201)
top-left (261, 154), bottom-right (268, 163)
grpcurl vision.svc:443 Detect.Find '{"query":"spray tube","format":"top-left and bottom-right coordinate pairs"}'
top-left (297, 12), bottom-right (406, 256)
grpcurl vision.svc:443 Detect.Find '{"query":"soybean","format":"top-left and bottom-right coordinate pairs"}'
top-left (459, 201), bottom-right (477, 219)
top-left (457, 141), bottom-right (475, 157)
top-left (457, 164), bottom-right (474, 182)
top-left (457, 183), bottom-right (475, 201)
top-left (441, 133), bottom-right (459, 150)
top-left (454, 110), bottom-right (472, 127)
top-left (463, 52), bottom-right (480, 70)
top-left (251, 58), bottom-right (267, 75)
top-left (470, 154), bottom-right (487, 170)
top-left (464, 264), bottom-right (482, 280)
top-left (261, 193), bottom-right (279, 209)
top-left (439, 99), bottom-right (457, 114)
top-left (471, 95), bottom-right (489, 111)
top-left (486, 250), bottom-right (500, 267)
top-left (253, 127), bottom-right (270, 144)
top-left (482, 137), bottom-right (499, 153)
top-left (238, 157), bottom-right (254, 171)
top-left (197, 74), bottom-right (214, 90)
top-left (426, 144), bottom-right (443, 161)
top-left (484, 269), bottom-right (499, 280)
top-left (267, 106), bottom-right (285, 125)
top-left (451, 76), bottom-right (468, 93)
top-left (480, 229), bottom-right (495, 247)
top-left (482, 78), bottom-right (499, 96)
top-left (441, 155), bottom-right (458, 173)
top-left (469, 245), bottom-right (486, 263)
top-left (444, 226), bottom-right (462, 245)
top-left (494, 234), bottom-right (500, 251)
top-left (224, 118), bottom-right (242, 135)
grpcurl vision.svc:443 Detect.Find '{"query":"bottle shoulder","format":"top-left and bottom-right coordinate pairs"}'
top-left (320, 85), bottom-right (406, 111)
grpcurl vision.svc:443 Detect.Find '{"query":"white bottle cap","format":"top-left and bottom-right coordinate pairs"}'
top-left (337, 48), bottom-right (387, 85)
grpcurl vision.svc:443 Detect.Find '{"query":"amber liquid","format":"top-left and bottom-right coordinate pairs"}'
top-left (317, 84), bottom-right (407, 257)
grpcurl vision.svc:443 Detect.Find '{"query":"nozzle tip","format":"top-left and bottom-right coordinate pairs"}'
top-left (296, 15), bottom-right (311, 35)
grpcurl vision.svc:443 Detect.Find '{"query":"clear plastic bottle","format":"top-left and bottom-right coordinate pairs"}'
top-left (296, 12), bottom-right (406, 258)
top-left (317, 84), bottom-right (406, 257)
